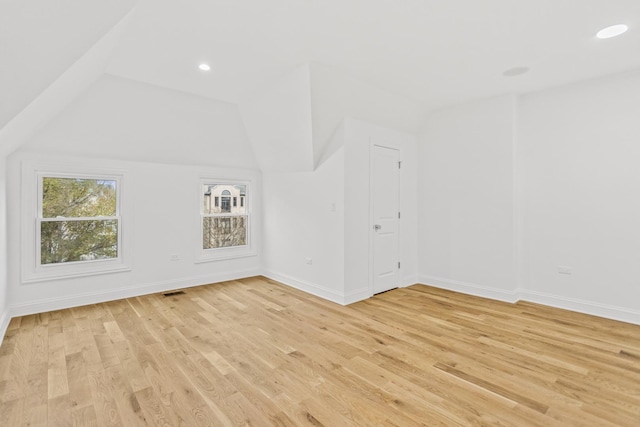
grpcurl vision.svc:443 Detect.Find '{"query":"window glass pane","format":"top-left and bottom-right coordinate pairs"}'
top-left (41, 219), bottom-right (118, 264)
top-left (202, 184), bottom-right (247, 214)
top-left (43, 177), bottom-right (116, 218)
top-left (203, 216), bottom-right (247, 249)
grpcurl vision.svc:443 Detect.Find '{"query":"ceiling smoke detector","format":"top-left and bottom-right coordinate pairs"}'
top-left (502, 67), bottom-right (530, 77)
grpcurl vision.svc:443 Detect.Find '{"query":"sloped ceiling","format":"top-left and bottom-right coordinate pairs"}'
top-left (2, 0), bottom-right (640, 168)
top-left (0, 0), bottom-right (136, 128)
top-left (0, 8), bottom-right (136, 157)
top-left (240, 64), bottom-right (314, 172)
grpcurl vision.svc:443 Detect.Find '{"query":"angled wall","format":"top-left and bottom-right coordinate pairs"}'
top-left (263, 118), bottom-right (418, 305)
top-left (263, 143), bottom-right (346, 302)
top-left (22, 75), bottom-right (257, 168)
top-left (240, 64), bottom-right (314, 172)
top-left (0, 5), bottom-right (136, 156)
top-left (310, 62), bottom-right (428, 169)
top-left (0, 0), bottom-right (136, 129)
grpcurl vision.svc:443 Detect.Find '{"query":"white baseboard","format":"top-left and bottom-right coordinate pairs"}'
top-left (419, 274), bottom-right (520, 303)
top-left (419, 274), bottom-right (640, 326)
top-left (344, 287), bottom-right (371, 305)
top-left (263, 270), bottom-right (349, 305)
top-left (0, 306), bottom-right (10, 345)
top-left (8, 268), bottom-right (261, 319)
top-left (401, 274), bottom-right (419, 288)
top-left (519, 289), bottom-right (640, 326)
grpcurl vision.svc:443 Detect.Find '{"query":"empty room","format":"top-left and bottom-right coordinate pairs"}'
top-left (1, 1), bottom-right (639, 426)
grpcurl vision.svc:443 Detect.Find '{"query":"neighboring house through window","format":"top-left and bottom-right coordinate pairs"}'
top-left (199, 180), bottom-right (254, 261)
top-left (221, 190), bottom-right (231, 213)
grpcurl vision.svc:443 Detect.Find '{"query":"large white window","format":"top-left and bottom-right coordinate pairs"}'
top-left (22, 162), bottom-right (130, 282)
top-left (198, 180), bottom-right (254, 261)
top-left (38, 176), bottom-right (120, 264)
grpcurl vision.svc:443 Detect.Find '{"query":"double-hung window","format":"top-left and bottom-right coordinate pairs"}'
top-left (38, 176), bottom-right (120, 265)
top-left (199, 180), bottom-right (254, 261)
top-left (22, 163), bottom-right (130, 282)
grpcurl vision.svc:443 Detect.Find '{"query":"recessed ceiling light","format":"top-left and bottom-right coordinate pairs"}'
top-left (198, 63), bottom-right (211, 71)
top-left (596, 24), bottom-right (628, 39)
top-left (503, 66), bottom-right (530, 77)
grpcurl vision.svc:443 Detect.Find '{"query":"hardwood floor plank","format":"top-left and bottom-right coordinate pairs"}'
top-left (1, 278), bottom-right (639, 426)
top-left (71, 404), bottom-right (99, 427)
top-left (48, 394), bottom-right (72, 427)
top-left (66, 352), bottom-right (93, 411)
top-left (0, 396), bottom-right (25, 427)
top-left (86, 363), bottom-right (124, 426)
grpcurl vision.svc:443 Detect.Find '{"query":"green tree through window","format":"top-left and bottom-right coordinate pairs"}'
top-left (40, 177), bottom-right (119, 264)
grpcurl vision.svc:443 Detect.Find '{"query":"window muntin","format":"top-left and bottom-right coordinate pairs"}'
top-left (201, 183), bottom-right (248, 251)
top-left (38, 176), bottom-right (121, 266)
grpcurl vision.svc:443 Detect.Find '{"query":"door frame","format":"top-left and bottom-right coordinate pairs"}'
top-left (368, 141), bottom-right (402, 297)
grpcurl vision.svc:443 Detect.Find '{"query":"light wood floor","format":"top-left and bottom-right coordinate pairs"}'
top-left (1, 277), bottom-right (639, 426)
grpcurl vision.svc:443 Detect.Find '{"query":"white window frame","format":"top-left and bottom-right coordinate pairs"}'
top-left (197, 178), bottom-right (255, 262)
top-left (21, 161), bottom-right (131, 283)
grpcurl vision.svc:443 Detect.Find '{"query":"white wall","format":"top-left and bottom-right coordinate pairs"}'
top-left (418, 73), bottom-right (640, 325)
top-left (240, 64), bottom-right (314, 172)
top-left (0, 156), bottom-right (9, 339)
top-left (263, 118), bottom-right (417, 305)
top-left (6, 152), bottom-right (261, 316)
top-left (22, 74), bottom-right (257, 169)
top-left (309, 62), bottom-right (428, 167)
top-left (518, 70), bottom-right (640, 323)
top-left (418, 95), bottom-right (518, 300)
top-left (344, 118), bottom-right (418, 300)
top-left (263, 146), bottom-right (345, 303)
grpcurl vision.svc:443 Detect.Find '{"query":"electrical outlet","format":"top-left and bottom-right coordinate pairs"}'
top-left (305, 257), bottom-right (313, 265)
top-left (558, 266), bottom-right (572, 275)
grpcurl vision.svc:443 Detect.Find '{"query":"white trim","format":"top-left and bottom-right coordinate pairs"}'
top-left (21, 160), bottom-right (132, 283)
top-left (0, 308), bottom-right (10, 345)
top-left (20, 265), bottom-right (131, 284)
top-left (419, 274), bottom-right (520, 303)
top-left (343, 287), bottom-right (371, 305)
top-left (519, 289), bottom-right (640, 326)
top-left (263, 270), bottom-right (346, 305)
top-left (419, 274), bottom-right (640, 326)
top-left (511, 94), bottom-right (524, 292)
top-left (8, 269), bottom-right (261, 319)
top-left (197, 178), bottom-right (256, 262)
top-left (401, 274), bottom-right (419, 288)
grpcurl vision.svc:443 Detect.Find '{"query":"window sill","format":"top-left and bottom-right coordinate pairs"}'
top-left (195, 248), bottom-right (257, 263)
top-left (22, 265), bottom-right (132, 284)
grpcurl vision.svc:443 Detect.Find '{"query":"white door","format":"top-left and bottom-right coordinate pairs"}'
top-left (371, 145), bottom-right (400, 294)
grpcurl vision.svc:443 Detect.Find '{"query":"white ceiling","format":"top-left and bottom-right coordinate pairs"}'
top-left (2, 0), bottom-right (640, 155)
top-left (105, 0), bottom-right (640, 109)
top-left (0, 0), bottom-right (135, 127)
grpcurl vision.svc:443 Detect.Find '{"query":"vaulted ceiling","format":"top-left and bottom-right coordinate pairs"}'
top-left (2, 0), bottom-right (639, 167)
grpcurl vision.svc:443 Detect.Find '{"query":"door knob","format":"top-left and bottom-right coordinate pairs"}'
top-left (373, 224), bottom-right (382, 231)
